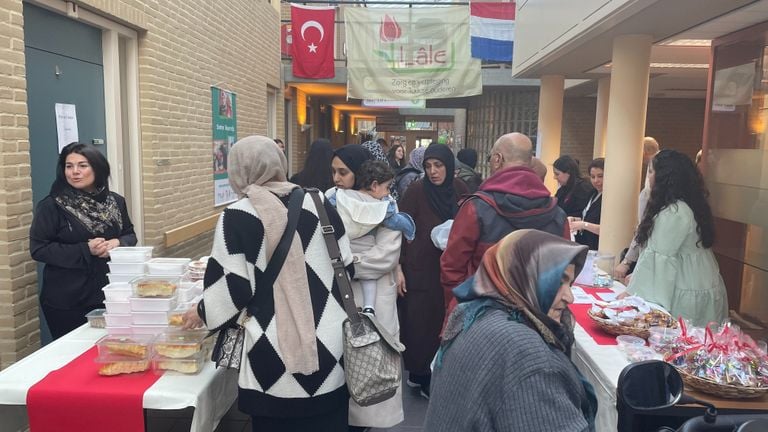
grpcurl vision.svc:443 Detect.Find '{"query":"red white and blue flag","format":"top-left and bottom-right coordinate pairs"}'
top-left (470, 2), bottom-right (515, 62)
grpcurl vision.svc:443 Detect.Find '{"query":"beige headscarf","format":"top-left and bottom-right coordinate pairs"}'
top-left (228, 135), bottom-right (318, 375)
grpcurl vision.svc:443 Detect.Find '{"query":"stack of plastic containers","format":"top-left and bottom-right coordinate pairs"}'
top-left (103, 247), bottom-right (153, 335)
top-left (128, 276), bottom-right (181, 335)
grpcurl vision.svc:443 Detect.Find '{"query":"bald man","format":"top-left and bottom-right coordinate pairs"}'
top-left (440, 133), bottom-right (568, 313)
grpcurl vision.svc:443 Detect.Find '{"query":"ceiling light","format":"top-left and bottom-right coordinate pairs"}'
top-left (650, 63), bottom-right (709, 69)
top-left (660, 39), bottom-right (711, 47)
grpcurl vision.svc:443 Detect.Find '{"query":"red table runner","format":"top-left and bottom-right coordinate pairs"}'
top-left (26, 346), bottom-right (162, 432)
top-left (570, 285), bottom-right (618, 345)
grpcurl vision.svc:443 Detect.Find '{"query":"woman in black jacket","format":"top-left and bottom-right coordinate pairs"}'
top-left (553, 155), bottom-right (594, 217)
top-left (30, 142), bottom-right (136, 339)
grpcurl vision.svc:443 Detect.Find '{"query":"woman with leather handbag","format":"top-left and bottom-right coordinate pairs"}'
top-left (183, 136), bottom-right (354, 432)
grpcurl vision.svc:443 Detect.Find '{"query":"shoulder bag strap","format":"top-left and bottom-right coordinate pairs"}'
top-left (307, 189), bottom-right (362, 326)
top-left (245, 187), bottom-right (304, 315)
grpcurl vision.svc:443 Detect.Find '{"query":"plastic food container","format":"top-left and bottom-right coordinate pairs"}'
top-left (131, 311), bottom-right (169, 325)
top-left (102, 283), bottom-right (132, 302)
top-left (95, 353), bottom-right (150, 376)
top-left (104, 313), bottom-right (132, 327)
top-left (105, 326), bottom-right (131, 335)
top-left (108, 262), bottom-right (146, 275)
top-left (167, 304), bottom-right (189, 327)
top-left (108, 246), bottom-right (153, 263)
top-left (185, 260), bottom-right (207, 282)
top-left (153, 331), bottom-right (208, 359)
top-left (146, 258), bottom-right (191, 276)
top-left (96, 334), bottom-right (155, 359)
top-left (104, 300), bottom-right (131, 315)
top-left (153, 350), bottom-right (205, 374)
top-left (108, 273), bottom-right (145, 284)
top-left (85, 308), bottom-right (106, 328)
top-left (616, 335), bottom-right (645, 348)
top-left (131, 276), bottom-right (180, 299)
top-left (130, 324), bottom-right (169, 336)
top-left (129, 295), bottom-right (178, 312)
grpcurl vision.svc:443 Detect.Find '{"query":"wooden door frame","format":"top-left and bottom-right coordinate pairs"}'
top-left (27, 0), bottom-right (145, 244)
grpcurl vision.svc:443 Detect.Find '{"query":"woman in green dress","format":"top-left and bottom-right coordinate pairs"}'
top-left (626, 150), bottom-right (727, 326)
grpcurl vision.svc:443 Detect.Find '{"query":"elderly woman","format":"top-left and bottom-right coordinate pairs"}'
top-left (553, 155), bottom-right (594, 217)
top-left (30, 142), bottom-right (136, 339)
top-left (425, 229), bottom-right (597, 432)
top-left (398, 144), bottom-right (468, 399)
top-left (392, 145), bottom-right (427, 201)
top-left (330, 144), bottom-right (405, 430)
top-left (626, 150), bottom-right (727, 326)
top-left (185, 136), bottom-right (353, 432)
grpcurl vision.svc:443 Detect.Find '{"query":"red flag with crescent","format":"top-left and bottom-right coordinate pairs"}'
top-left (291, 4), bottom-right (335, 79)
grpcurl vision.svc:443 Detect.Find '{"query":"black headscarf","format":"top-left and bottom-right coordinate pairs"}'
top-left (457, 148), bottom-right (478, 169)
top-left (334, 144), bottom-right (373, 190)
top-left (422, 144), bottom-right (458, 222)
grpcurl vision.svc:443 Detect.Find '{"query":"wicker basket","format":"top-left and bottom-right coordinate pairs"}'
top-left (587, 309), bottom-right (653, 339)
top-left (676, 368), bottom-right (768, 399)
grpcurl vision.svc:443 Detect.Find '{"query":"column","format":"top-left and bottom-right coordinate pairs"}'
top-left (599, 35), bottom-right (652, 257)
top-left (453, 108), bottom-right (467, 150)
top-left (536, 74), bottom-right (564, 193)
top-left (593, 77), bottom-right (610, 158)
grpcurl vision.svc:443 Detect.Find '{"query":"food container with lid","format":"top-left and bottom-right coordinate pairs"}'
top-left (616, 335), bottom-right (645, 349)
top-left (130, 276), bottom-right (180, 299)
top-left (95, 354), bottom-right (151, 376)
top-left (130, 324), bottom-right (169, 336)
top-left (152, 350), bottom-right (205, 374)
top-left (129, 295), bottom-right (178, 312)
top-left (108, 262), bottom-right (146, 275)
top-left (85, 308), bottom-right (106, 329)
top-left (102, 283), bottom-right (131, 302)
top-left (167, 304), bottom-right (192, 327)
top-left (96, 334), bottom-right (155, 359)
top-left (104, 300), bottom-right (131, 315)
top-left (108, 273), bottom-right (145, 284)
top-left (153, 331), bottom-right (208, 359)
top-left (131, 311), bottom-right (169, 325)
top-left (105, 326), bottom-right (131, 335)
top-left (108, 246), bottom-right (153, 263)
top-left (104, 313), bottom-right (132, 327)
top-left (146, 258), bottom-right (191, 276)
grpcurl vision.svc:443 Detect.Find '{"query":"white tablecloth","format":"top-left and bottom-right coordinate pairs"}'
top-left (0, 325), bottom-right (238, 432)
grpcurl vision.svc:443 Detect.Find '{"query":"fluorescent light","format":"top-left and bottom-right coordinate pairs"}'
top-left (650, 63), bottom-right (709, 69)
top-left (660, 39), bottom-right (711, 47)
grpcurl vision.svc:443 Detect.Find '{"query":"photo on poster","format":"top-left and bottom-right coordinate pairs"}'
top-left (712, 62), bottom-right (755, 112)
top-left (218, 90), bottom-right (233, 119)
top-left (213, 139), bottom-right (227, 174)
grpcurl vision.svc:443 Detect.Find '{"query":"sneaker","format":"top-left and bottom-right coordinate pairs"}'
top-left (361, 307), bottom-right (375, 316)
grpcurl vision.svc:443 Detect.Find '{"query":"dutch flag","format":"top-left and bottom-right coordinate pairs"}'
top-left (470, 2), bottom-right (515, 62)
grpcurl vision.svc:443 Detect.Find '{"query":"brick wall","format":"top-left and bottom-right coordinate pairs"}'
top-left (0, 0), bottom-right (282, 368)
top-left (561, 97), bottom-right (597, 177)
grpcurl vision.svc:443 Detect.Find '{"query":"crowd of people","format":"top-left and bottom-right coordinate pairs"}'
top-left (30, 132), bottom-right (728, 432)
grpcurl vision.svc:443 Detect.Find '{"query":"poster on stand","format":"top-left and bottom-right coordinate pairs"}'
top-left (212, 87), bottom-right (237, 206)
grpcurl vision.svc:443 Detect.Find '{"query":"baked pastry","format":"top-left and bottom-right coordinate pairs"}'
top-left (98, 360), bottom-right (149, 376)
top-left (154, 343), bottom-right (201, 358)
top-left (104, 341), bottom-right (147, 358)
top-left (136, 280), bottom-right (177, 297)
top-left (168, 314), bottom-right (184, 326)
top-left (156, 359), bottom-right (200, 374)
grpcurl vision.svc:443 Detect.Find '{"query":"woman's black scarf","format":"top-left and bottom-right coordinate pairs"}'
top-left (51, 180), bottom-right (122, 236)
top-left (334, 144), bottom-right (373, 190)
top-left (422, 144), bottom-right (458, 222)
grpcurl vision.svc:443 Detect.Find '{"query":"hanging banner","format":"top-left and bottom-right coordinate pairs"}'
top-left (345, 6), bottom-right (482, 100)
top-left (363, 99), bottom-right (426, 108)
top-left (212, 87), bottom-right (237, 206)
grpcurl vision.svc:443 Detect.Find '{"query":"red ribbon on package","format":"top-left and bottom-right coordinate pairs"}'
top-left (26, 346), bottom-right (161, 432)
top-left (569, 285), bottom-right (618, 345)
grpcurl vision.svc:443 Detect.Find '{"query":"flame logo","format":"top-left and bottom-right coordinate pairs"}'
top-left (379, 14), bottom-right (401, 42)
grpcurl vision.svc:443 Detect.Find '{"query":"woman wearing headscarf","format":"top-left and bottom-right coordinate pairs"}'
top-left (362, 140), bottom-right (388, 162)
top-left (424, 230), bottom-right (597, 432)
top-left (398, 143), bottom-right (469, 399)
top-left (30, 142), bottom-right (137, 339)
top-left (329, 144), bottom-right (405, 431)
top-left (184, 136), bottom-right (354, 432)
top-left (392, 145), bottom-right (427, 201)
top-left (289, 138), bottom-right (334, 192)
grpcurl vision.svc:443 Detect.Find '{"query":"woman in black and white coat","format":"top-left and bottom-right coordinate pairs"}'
top-left (184, 136), bottom-right (353, 432)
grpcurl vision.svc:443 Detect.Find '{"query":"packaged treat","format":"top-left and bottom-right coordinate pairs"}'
top-left (96, 357), bottom-right (150, 376)
top-left (96, 334), bottom-right (155, 359)
top-left (85, 309), bottom-right (107, 329)
top-left (153, 351), bottom-right (205, 374)
top-left (153, 331), bottom-right (207, 359)
top-left (131, 276), bottom-right (180, 298)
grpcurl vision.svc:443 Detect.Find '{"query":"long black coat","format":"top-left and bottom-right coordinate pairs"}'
top-left (30, 193), bottom-right (137, 310)
top-left (398, 178), bottom-right (468, 375)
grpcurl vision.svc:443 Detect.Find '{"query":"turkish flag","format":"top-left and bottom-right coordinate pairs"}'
top-left (291, 4), bottom-right (335, 79)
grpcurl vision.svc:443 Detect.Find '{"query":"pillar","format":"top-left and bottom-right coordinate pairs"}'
top-left (453, 108), bottom-right (467, 150)
top-left (536, 74), bottom-right (564, 193)
top-left (599, 35), bottom-right (652, 257)
top-left (593, 77), bottom-right (610, 158)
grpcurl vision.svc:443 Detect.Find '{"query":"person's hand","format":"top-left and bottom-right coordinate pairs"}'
top-left (97, 238), bottom-right (121, 258)
top-left (396, 265), bottom-right (407, 297)
top-left (182, 303), bottom-right (205, 330)
top-left (623, 273), bottom-right (633, 285)
top-left (614, 262), bottom-right (630, 280)
top-left (617, 291), bottom-right (631, 300)
top-left (88, 237), bottom-right (106, 256)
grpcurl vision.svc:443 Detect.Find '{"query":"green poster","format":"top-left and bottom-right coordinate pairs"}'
top-left (212, 87), bottom-right (237, 206)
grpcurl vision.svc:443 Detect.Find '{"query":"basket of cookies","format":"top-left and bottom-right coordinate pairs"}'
top-left (588, 296), bottom-right (677, 339)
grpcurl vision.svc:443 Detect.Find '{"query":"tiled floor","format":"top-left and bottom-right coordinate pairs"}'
top-left (145, 380), bottom-right (428, 432)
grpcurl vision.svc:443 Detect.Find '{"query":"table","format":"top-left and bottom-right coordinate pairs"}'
top-left (0, 325), bottom-right (238, 432)
top-left (571, 283), bottom-right (768, 432)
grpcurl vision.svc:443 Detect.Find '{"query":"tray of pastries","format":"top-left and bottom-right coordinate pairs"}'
top-left (588, 296), bottom-right (677, 339)
top-left (153, 331), bottom-right (208, 359)
top-left (131, 276), bottom-right (180, 298)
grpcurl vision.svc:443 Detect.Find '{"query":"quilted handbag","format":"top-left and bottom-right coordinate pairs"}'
top-left (308, 190), bottom-right (405, 407)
